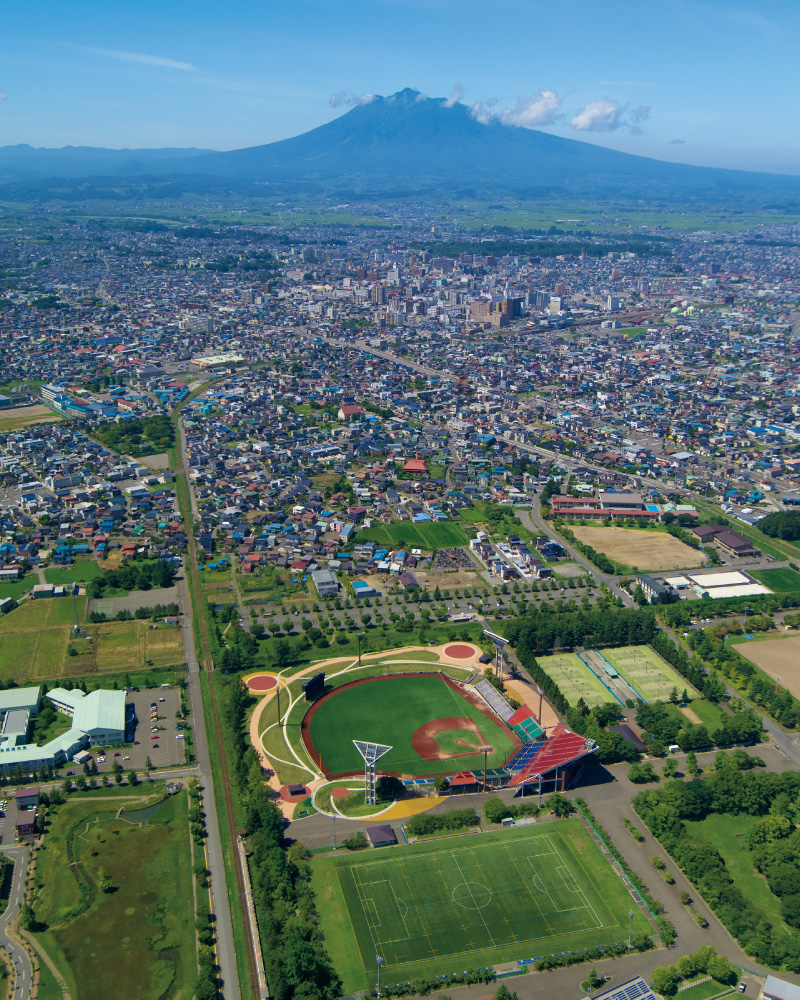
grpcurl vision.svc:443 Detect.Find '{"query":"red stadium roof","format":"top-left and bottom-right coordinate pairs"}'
top-left (507, 725), bottom-right (596, 787)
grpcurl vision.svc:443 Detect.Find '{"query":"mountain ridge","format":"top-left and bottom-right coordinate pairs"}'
top-left (2, 89), bottom-right (799, 202)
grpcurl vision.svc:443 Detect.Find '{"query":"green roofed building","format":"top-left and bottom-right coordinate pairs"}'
top-left (0, 686), bottom-right (127, 776)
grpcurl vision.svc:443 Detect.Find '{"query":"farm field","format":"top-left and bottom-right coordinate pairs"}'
top-left (33, 791), bottom-right (197, 1000)
top-left (735, 635), bottom-right (800, 700)
top-left (601, 645), bottom-right (696, 703)
top-left (535, 652), bottom-right (613, 708)
top-left (356, 521), bottom-right (469, 550)
top-left (750, 567), bottom-right (800, 592)
top-left (313, 821), bottom-right (652, 993)
top-left (0, 598), bottom-right (183, 682)
top-left (305, 673), bottom-right (518, 777)
top-left (570, 526), bottom-right (701, 571)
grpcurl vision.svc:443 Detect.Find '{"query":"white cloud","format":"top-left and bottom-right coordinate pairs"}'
top-left (570, 99), bottom-right (622, 132)
top-left (442, 83), bottom-right (464, 108)
top-left (570, 99), bottom-right (650, 133)
top-left (469, 99), bottom-right (497, 124)
top-left (91, 48), bottom-right (196, 71)
top-left (329, 91), bottom-right (375, 108)
top-left (499, 90), bottom-right (562, 128)
top-left (0, 91), bottom-right (7, 102)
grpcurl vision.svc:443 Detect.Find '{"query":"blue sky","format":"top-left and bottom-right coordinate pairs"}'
top-left (1, 0), bottom-right (798, 173)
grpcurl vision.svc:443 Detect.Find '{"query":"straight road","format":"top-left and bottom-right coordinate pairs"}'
top-left (0, 846), bottom-right (32, 1000)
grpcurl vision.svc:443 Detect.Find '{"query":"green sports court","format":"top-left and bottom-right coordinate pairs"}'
top-left (313, 821), bottom-right (652, 992)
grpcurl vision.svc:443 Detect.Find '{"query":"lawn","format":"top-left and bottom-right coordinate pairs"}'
top-left (356, 521), bottom-right (469, 551)
top-left (306, 673), bottom-right (518, 777)
top-left (536, 652), bottom-right (613, 708)
top-left (601, 645), bottom-right (698, 703)
top-left (0, 573), bottom-right (36, 601)
top-left (313, 820), bottom-right (653, 993)
top-left (44, 561), bottom-right (104, 586)
top-left (683, 812), bottom-right (783, 923)
top-left (33, 792), bottom-right (196, 1000)
top-left (750, 567), bottom-right (800, 593)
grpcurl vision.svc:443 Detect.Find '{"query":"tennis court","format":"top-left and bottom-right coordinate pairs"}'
top-left (314, 822), bottom-right (650, 991)
top-left (536, 652), bottom-right (612, 708)
top-left (601, 645), bottom-right (695, 703)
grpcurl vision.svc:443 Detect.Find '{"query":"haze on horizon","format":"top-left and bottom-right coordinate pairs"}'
top-left (2, 0), bottom-right (799, 176)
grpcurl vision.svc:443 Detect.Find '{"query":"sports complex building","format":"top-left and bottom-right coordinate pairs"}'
top-left (0, 686), bottom-right (128, 775)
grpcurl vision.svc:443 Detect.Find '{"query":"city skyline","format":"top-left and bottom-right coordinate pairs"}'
top-left (1, 0), bottom-right (799, 174)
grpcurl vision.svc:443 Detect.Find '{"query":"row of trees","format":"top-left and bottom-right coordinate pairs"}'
top-left (634, 761), bottom-right (800, 969)
top-left (650, 946), bottom-right (737, 997)
top-left (89, 602), bottom-right (179, 623)
top-left (86, 556), bottom-right (175, 598)
top-left (220, 677), bottom-right (341, 1000)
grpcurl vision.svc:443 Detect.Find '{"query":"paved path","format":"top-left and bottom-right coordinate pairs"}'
top-left (0, 846), bottom-right (33, 1000)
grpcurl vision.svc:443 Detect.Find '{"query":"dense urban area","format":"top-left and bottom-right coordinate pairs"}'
top-left (1, 202), bottom-right (800, 1000)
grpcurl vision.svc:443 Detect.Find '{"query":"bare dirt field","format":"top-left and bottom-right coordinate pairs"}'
top-left (570, 526), bottom-right (702, 571)
top-left (419, 570), bottom-right (487, 589)
top-left (140, 451), bottom-right (170, 470)
top-left (552, 562), bottom-right (587, 578)
top-left (0, 405), bottom-right (62, 431)
top-left (736, 635), bottom-right (800, 699)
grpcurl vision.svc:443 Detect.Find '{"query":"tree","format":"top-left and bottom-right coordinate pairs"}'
top-left (686, 751), bottom-right (699, 776)
top-left (707, 954), bottom-right (735, 985)
top-left (375, 775), bottom-right (404, 802)
top-left (651, 967), bottom-right (678, 996)
top-left (128, 769), bottom-right (139, 786)
top-left (492, 986), bottom-right (519, 1000)
top-left (547, 792), bottom-right (574, 817)
top-left (98, 867), bottom-right (114, 893)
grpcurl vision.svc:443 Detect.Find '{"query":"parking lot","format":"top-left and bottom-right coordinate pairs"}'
top-left (58, 686), bottom-right (187, 777)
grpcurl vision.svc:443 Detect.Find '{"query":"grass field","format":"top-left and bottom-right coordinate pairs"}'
top-left (735, 634), bottom-right (800, 700)
top-left (683, 813), bottom-right (784, 925)
top-left (750, 567), bottom-right (800, 592)
top-left (306, 673), bottom-right (517, 777)
top-left (0, 598), bottom-right (183, 682)
top-left (536, 652), bottom-right (613, 708)
top-left (44, 561), bottom-right (104, 586)
top-left (601, 645), bottom-right (696, 703)
top-left (313, 821), bottom-right (652, 992)
top-left (356, 521), bottom-right (469, 551)
top-left (0, 574), bottom-right (36, 601)
top-left (33, 791), bottom-right (196, 1000)
top-left (570, 526), bottom-right (702, 572)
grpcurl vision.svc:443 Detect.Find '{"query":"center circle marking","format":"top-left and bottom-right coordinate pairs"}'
top-left (452, 881), bottom-right (492, 910)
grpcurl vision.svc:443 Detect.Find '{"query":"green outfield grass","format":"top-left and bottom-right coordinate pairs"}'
top-left (356, 521), bottom-right (469, 550)
top-left (601, 645), bottom-right (697, 703)
top-left (536, 652), bottom-right (613, 708)
top-left (306, 673), bottom-right (517, 777)
top-left (750, 567), bottom-right (800, 593)
top-left (313, 821), bottom-right (652, 992)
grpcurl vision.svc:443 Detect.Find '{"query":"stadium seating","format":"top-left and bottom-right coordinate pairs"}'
top-left (505, 739), bottom-right (547, 772)
top-left (475, 679), bottom-right (515, 722)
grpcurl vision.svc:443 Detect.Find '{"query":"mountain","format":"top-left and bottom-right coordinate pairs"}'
top-left (0, 144), bottom-right (214, 182)
top-left (2, 89), bottom-right (799, 203)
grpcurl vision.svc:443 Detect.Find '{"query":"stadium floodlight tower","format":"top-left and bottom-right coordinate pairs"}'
top-left (353, 740), bottom-right (393, 805)
top-left (483, 628), bottom-right (509, 679)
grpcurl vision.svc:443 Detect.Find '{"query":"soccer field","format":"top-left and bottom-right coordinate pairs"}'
top-left (313, 822), bottom-right (651, 991)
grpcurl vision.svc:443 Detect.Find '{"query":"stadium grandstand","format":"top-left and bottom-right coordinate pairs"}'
top-left (474, 679), bottom-right (516, 722)
top-left (506, 725), bottom-right (597, 790)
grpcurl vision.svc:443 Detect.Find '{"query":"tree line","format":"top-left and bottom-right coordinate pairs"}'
top-left (634, 761), bottom-right (800, 969)
top-left (86, 556), bottom-right (175, 598)
top-left (220, 677), bottom-right (341, 1000)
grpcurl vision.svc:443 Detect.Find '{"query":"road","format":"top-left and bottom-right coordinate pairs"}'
top-left (0, 846), bottom-right (32, 1000)
top-left (517, 499), bottom-right (635, 607)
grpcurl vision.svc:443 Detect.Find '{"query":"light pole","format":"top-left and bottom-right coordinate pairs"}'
top-left (376, 955), bottom-right (383, 996)
top-left (357, 631), bottom-right (366, 668)
top-left (478, 745), bottom-right (494, 793)
top-left (628, 909), bottom-right (634, 949)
